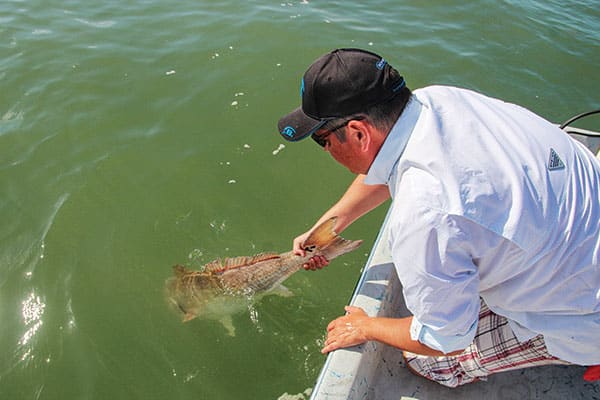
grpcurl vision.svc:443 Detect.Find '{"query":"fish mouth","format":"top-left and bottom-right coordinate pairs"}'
top-left (165, 277), bottom-right (193, 321)
top-left (166, 295), bottom-right (198, 323)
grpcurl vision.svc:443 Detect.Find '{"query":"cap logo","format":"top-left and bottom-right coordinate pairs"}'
top-left (281, 126), bottom-right (296, 138)
top-left (300, 78), bottom-right (305, 97)
top-left (376, 58), bottom-right (387, 70)
top-left (393, 78), bottom-right (406, 92)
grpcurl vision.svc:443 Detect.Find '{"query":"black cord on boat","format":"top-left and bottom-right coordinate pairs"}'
top-left (560, 109), bottom-right (600, 131)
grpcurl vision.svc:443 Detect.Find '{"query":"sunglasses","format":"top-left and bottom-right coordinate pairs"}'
top-left (311, 116), bottom-right (365, 147)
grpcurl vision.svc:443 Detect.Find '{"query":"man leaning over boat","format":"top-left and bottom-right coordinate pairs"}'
top-left (276, 48), bottom-right (600, 387)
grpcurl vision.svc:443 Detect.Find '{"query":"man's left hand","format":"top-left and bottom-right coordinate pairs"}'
top-left (321, 306), bottom-right (371, 354)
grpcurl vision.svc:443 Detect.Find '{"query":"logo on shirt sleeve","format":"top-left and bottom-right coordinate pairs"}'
top-left (548, 148), bottom-right (565, 171)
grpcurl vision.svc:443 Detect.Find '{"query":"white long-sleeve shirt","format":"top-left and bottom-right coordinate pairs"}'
top-left (365, 86), bottom-right (600, 365)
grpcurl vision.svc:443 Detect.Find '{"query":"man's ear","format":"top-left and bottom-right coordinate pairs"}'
top-left (347, 120), bottom-right (372, 152)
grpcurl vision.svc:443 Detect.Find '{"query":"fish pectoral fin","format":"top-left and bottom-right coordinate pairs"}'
top-left (220, 315), bottom-right (236, 336)
top-left (271, 284), bottom-right (294, 298)
top-left (182, 312), bottom-right (197, 323)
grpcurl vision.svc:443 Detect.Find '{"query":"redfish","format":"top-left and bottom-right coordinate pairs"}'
top-left (165, 217), bottom-right (362, 334)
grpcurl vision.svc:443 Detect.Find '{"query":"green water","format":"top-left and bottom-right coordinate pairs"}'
top-left (1, 1), bottom-right (598, 399)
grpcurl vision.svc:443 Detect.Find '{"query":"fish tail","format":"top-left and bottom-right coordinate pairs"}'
top-left (303, 217), bottom-right (351, 249)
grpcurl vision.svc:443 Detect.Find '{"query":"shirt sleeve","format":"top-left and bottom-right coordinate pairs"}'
top-left (388, 197), bottom-right (482, 354)
top-left (410, 316), bottom-right (478, 354)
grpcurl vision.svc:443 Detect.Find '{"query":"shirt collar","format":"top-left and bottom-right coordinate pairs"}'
top-left (364, 95), bottom-right (422, 185)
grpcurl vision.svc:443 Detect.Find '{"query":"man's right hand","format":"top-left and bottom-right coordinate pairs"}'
top-left (293, 231), bottom-right (330, 271)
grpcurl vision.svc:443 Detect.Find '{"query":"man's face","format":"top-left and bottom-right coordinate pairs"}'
top-left (315, 126), bottom-right (369, 174)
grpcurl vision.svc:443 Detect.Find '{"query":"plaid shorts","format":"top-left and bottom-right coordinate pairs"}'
top-left (403, 300), bottom-right (570, 388)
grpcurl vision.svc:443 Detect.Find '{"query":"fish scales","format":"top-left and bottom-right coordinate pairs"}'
top-left (218, 251), bottom-right (303, 294)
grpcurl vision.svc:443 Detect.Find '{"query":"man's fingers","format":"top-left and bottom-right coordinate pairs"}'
top-left (302, 255), bottom-right (329, 271)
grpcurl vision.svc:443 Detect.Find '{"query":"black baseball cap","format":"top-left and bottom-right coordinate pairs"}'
top-left (278, 48), bottom-right (405, 142)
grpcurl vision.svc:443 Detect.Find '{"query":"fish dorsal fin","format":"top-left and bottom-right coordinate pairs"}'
top-left (204, 253), bottom-right (280, 273)
top-left (223, 256), bottom-right (248, 269)
top-left (204, 259), bottom-right (225, 273)
top-left (304, 217), bottom-right (338, 250)
top-left (248, 253), bottom-right (280, 264)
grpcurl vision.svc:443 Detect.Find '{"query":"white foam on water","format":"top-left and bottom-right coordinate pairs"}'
top-left (74, 18), bottom-right (116, 28)
top-left (276, 388), bottom-right (312, 400)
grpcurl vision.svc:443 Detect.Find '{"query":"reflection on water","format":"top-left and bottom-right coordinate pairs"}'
top-left (18, 291), bottom-right (45, 358)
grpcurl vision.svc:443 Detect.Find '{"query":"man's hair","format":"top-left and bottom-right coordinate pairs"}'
top-left (322, 86), bottom-right (412, 142)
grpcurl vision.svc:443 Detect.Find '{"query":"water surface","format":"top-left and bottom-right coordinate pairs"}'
top-left (1, 1), bottom-right (598, 398)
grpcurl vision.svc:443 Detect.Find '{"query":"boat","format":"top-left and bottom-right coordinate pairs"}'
top-left (310, 111), bottom-right (600, 400)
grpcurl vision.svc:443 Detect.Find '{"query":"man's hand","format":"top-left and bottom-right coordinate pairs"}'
top-left (293, 231), bottom-right (330, 271)
top-left (322, 308), bottom-right (463, 357)
top-left (321, 306), bottom-right (371, 354)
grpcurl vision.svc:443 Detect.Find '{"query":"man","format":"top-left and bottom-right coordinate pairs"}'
top-left (277, 48), bottom-right (600, 387)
